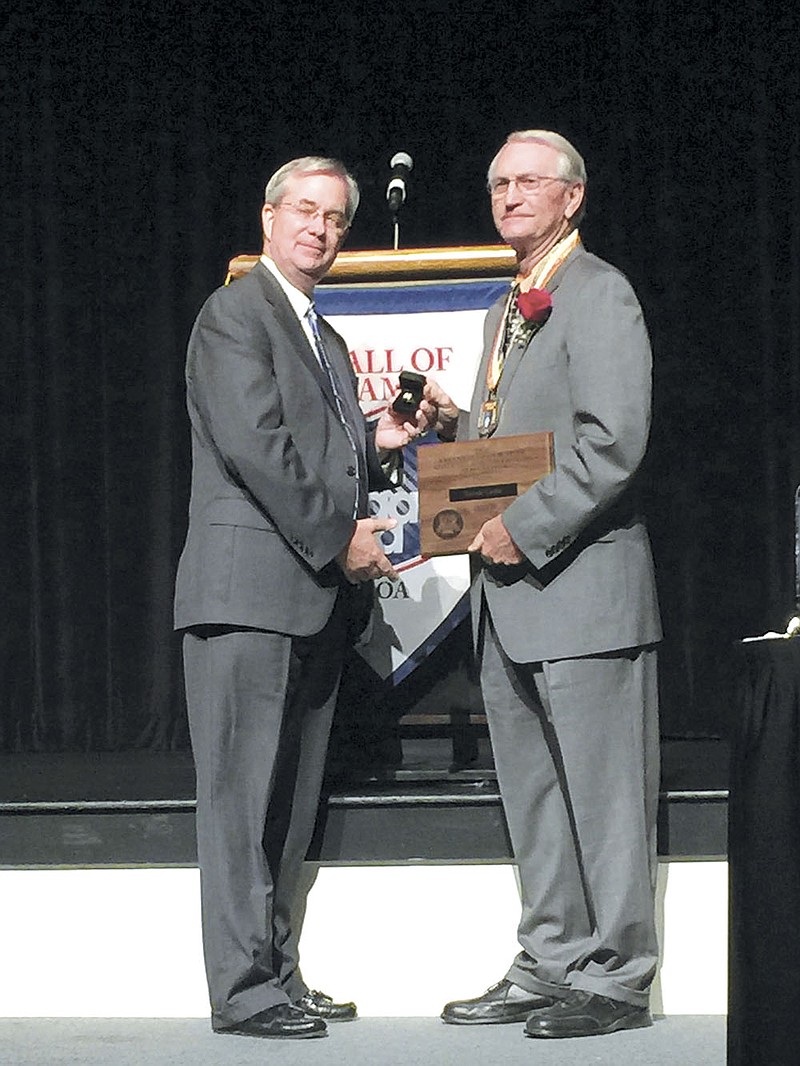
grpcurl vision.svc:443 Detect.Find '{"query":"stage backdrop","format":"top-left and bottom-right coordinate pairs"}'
top-left (4, 3), bottom-right (800, 753)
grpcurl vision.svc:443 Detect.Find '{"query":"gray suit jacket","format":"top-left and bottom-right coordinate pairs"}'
top-left (465, 244), bottom-right (662, 662)
top-left (174, 262), bottom-right (381, 637)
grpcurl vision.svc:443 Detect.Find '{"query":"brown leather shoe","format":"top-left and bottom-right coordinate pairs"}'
top-left (524, 990), bottom-right (652, 1038)
top-left (296, 989), bottom-right (358, 1021)
top-left (219, 1003), bottom-right (327, 1039)
top-left (441, 979), bottom-right (558, 1025)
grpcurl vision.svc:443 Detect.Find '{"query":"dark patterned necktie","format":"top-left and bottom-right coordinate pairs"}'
top-left (502, 284), bottom-right (524, 361)
top-left (306, 303), bottom-right (362, 516)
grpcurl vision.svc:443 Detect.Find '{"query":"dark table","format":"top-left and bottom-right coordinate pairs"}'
top-left (728, 637), bottom-right (800, 1066)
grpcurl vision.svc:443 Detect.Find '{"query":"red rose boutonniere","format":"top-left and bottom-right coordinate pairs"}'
top-left (517, 287), bottom-right (553, 323)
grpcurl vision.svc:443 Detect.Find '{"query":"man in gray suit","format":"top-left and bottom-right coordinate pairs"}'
top-left (436, 130), bottom-right (662, 1039)
top-left (174, 157), bottom-right (426, 1040)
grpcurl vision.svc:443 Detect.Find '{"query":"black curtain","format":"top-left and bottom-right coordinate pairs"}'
top-left (3, 1), bottom-right (799, 751)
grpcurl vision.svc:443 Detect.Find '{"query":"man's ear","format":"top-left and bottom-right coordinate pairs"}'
top-left (564, 182), bottom-right (585, 222)
top-left (261, 203), bottom-right (274, 244)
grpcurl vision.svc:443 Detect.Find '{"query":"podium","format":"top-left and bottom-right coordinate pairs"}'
top-left (227, 244), bottom-right (516, 283)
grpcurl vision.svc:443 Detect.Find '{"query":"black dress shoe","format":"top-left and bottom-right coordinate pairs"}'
top-left (524, 990), bottom-right (652, 1039)
top-left (441, 979), bottom-right (558, 1025)
top-left (219, 1003), bottom-right (327, 1039)
top-left (296, 989), bottom-right (358, 1021)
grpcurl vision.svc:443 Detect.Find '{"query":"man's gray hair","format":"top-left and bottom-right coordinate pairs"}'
top-left (488, 130), bottom-right (587, 224)
top-left (264, 156), bottom-right (360, 225)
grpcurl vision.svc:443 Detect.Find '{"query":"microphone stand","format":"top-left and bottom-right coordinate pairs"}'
top-left (387, 190), bottom-right (404, 248)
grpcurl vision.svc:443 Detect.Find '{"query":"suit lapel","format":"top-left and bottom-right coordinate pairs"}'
top-left (250, 263), bottom-right (340, 415)
top-left (544, 241), bottom-right (583, 296)
top-left (498, 245), bottom-right (585, 400)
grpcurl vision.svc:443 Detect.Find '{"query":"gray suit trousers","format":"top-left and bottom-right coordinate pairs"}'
top-left (480, 614), bottom-right (660, 1006)
top-left (183, 605), bottom-right (347, 1030)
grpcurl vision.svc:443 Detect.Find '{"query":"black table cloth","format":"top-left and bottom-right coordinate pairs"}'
top-left (728, 637), bottom-right (800, 1066)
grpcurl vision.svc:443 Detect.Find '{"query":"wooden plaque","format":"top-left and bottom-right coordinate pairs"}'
top-left (417, 432), bottom-right (555, 556)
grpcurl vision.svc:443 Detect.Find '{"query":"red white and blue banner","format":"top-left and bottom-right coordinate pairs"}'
top-left (316, 278), bottom-right (509, 683)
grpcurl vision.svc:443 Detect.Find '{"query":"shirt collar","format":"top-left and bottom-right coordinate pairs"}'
top-left (260, 254), bottom-right (312, 321)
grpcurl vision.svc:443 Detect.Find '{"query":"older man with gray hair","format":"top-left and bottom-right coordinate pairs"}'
top-left (437, 130), bottom-right (662, 1039)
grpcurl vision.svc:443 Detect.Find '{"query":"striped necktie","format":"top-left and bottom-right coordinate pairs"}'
top-left (306, 303), bottom-right (362, 515)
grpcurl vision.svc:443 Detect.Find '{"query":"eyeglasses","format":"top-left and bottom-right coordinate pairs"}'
top-left (275, 199), bottom-right (350, 234)
top-left (488, 174), bottom-right (571, 198)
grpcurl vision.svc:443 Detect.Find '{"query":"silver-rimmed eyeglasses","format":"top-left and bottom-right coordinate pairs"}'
top-left (488, 174), bottom-right (571, 198)
top-left (276, 199), bottom-right (350, 233)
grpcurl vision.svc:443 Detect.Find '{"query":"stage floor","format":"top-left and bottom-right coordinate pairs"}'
top-left (0, 1015), bottom-right (726, 1066)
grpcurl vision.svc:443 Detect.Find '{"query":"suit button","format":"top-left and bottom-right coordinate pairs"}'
top-left (346, 465), bottom-right (357, 476)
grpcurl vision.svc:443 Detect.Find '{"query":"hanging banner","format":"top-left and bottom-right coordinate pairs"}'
top-left (315, 278), bottom-right (508, 683)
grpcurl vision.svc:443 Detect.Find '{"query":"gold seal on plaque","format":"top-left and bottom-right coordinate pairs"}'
top-left (432, 509), bottom-right (464, 541)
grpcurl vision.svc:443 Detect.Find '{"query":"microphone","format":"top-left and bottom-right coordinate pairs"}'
top-left (386, 151), bottom-right (413, 213)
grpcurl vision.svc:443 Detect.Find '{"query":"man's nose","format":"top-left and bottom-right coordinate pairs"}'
top-left (503, 180), bottom-right (524, 206)
top-left (306, 211), bottom-right (327, 236)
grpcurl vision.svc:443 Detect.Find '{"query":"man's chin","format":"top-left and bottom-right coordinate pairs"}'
top-left (499, 229), bottom-right (532, 254)
top-left (299, 255), bottom-right (335, 283)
